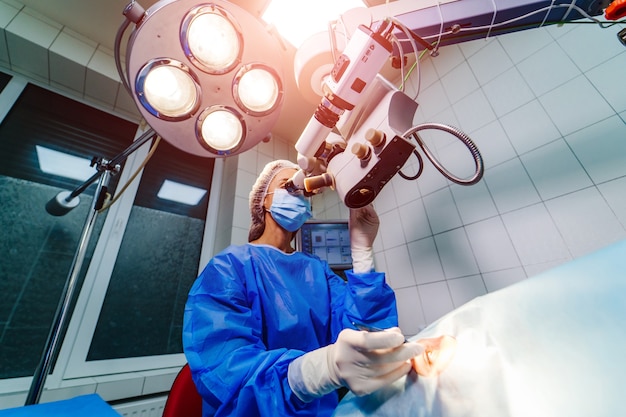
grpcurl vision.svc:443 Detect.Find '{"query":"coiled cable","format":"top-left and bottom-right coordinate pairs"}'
top-left (400, 123), bottom-right (484, 185)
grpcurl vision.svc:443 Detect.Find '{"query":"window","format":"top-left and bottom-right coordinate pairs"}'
top-left (0, 83), bottom-right (137, 379)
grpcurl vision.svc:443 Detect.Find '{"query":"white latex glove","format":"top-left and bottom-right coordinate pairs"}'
top-left (288, 328), bottom-right (423, 402)
top-left (349, 204), bottom-right (380, 273)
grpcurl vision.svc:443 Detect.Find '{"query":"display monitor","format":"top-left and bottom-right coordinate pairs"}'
top-left (296, 220), bottom-right (352, 270)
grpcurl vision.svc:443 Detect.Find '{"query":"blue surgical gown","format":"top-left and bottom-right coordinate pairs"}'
top-left (183, 243), bottom-right (398, 417)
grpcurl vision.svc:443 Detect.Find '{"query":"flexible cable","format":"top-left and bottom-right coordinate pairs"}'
top-left (98, 135), bottom-right (162, 213)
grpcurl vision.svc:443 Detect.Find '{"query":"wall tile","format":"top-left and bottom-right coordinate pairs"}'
top-left (394, 286), bottom-right (426, 337)
top-left (391, 173), bottom-right (421, 206)
top-left (398, 198), bottom-right (432, 243)
top-left (423, 187), bottom-right (462, 234)
top-left (412, 55), bottom-right (438, 92)
top-left (383, 245), bottom-right (417, 289)
top-left (556, 23), bottom-right (625, 72)
top-left (585, 52), bottom-right (626, 114)
top-left (407, 237), bottom-right (445, 285)
top-left (434, 228), bottom-right (479, 279)
top-left (379, 208), bottom-right (406, 249)
top-left (545, 187), bottom-right (626, 257)
top-left (597, 177), bottom-right (626, 228)
top-left (465, 217), bottom-right (520, 272)
top-left (484, 158), bottom-right (541, 213)
top-left (501, 203), bottom-right (570, 265)
top-left (374, 180), bottom-right (399, 214)
top-left (459, 37), bottom-right (496, 59)
top-left (450, 181), bottom-right (498, 225)
top-left (231, 195), bottom-right (249, 230)
top-left (430, 44), bottom-right (465, 77)
top-left (468, 121), bottom-right (517, 168)
top-left (467, 39), bottom-right (513, 86)
top-left (441, 61), bottom-right (479, 103)
top-left (418, 281), bottom-right (455, 324)
top-left (482, 67), bottom-right (535, 117)
top-left (517, 42), bottom-right (580, 96)
top-left (499, 100), bottom-right (561, 155)
top-left (539, 75), bottom-right (615, 137)
top-left (452, 89), bottom-right (496, 133)
top-left (418, 81), bottom-right (451, 119)
top-left (448, 274), bottom-right (487, 308)
top-left (520, 138), bottom-right (592, 200)
top-left (482, 267), bottom-right (527, 292)
top-left (497, 27), bottom-right (553, 64)
top-left (566, 115), bottom-right (626, 184)
top-left (235, 169), bottom-right (256, 199)
top-left (417, 156), bottom-right (453, 196)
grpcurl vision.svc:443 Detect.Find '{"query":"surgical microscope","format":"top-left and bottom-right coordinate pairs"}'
top-left (284, 17), bottom-right (484, 208)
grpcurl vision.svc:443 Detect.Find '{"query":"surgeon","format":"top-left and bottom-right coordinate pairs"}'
top-left (183, 160), bottom-right (422, 417)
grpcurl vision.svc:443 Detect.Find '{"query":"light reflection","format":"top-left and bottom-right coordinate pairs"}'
top-left (262, 0), bottom-right (365, 47)
top-left (157, 179), bottom-right (207, 205)
top-left (35, 145), bottom-right (96, 181)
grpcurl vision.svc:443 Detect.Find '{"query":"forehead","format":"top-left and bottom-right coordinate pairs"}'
top-left (268, 168), bottom-right (297, 190)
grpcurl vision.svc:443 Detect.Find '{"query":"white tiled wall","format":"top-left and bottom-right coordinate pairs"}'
top-left (221, 20), bottom-right (626, 338)
top-left (314, 20), bottom-right (626, 336)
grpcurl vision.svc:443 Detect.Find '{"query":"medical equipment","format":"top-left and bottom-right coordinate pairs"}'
top-left (284, 17), bottom-right (484, 208)
top-left (352, 322), bottom-right (410, 343)
top-left (285, 0), bottom-right (618, 208)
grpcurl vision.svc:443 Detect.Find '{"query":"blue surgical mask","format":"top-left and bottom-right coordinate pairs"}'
top-left (268, 188), bottom-right (312, 232)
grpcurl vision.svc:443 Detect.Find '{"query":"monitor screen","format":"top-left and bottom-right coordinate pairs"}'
top-left (296, 220), bottom-right (352, 270)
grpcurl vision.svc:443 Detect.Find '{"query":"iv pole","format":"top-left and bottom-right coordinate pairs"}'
top-left (25, 128), bottom-right (157, 405)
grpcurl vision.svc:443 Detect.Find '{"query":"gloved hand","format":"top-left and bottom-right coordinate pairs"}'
top-left (349, 204), bottom-right (380, 273)
top-left (288, 328), bottom-right (423, 402)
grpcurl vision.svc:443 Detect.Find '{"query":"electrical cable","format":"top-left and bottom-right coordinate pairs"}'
top-left (486, 0), bottom-right (499, 39)
top-left (540, 0), bottom-right (558, 27)
top-left (114, 18), bottom-right (133, 95)
top-left (561, 0), bottom-right (579, 22)
top-left (398, 149), bottom-right (424, 181)
top-left (389, 17), bottom-right (423, 99)
top-left (418, 2), bottom-right (620, 39)
top-left (400, 123), bottom-right (484, 185)
top-left (433, 0), bottom-right (445, 56)
top-left (98, 134), bottom-right (162, 213)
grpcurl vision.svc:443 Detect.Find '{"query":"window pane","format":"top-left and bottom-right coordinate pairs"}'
top-left (0, 71), bottom-right (11, 93)
top-left (87, 140), bottom-right (214, 360)
top-left (0, 84), bottom-right (138, 379)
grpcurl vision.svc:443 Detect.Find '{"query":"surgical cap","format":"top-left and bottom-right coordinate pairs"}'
top-left (248, 159), bottom-right (299, 242)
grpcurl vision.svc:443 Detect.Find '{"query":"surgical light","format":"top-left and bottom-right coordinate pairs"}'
top-left (118, 0), bottom-right (284, 158)
top-left (137, 59), bottom-right (200, 120)
top-left (181, 6), bottom-right (242, 73)
top-left (234, 65), bottom-right (282, 114)
top-left (197, 107), bottom-right (244, 152)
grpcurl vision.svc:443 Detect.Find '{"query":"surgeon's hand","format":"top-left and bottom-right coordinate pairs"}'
top-left (329, 327), bottom-right (422, 396)
top-left (349, 204), bottom-right (380, 273)
top-left (288, 328), bottom-right (423, 402)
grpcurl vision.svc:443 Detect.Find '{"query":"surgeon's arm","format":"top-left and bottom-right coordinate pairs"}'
top-left (183, 255), bottom-right (335, 416)
top-left (349, 204), bottom-right (379, 274)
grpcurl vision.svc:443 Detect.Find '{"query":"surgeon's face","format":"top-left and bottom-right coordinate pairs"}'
top-left (264, 168), bottom-right (298, 209)
top-left (412, 335), bottom-right (457, 377)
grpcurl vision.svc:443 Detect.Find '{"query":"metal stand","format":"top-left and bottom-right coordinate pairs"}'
top-left (25, 129), bottom-right (156, 405)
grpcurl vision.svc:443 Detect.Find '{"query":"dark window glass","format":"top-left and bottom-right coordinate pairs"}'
top-left (0, 71), bottom-right (11, 93)
top-left (0, 84), bottom-right (138, 379)
top-left (87, 140), bottom-right (213, 360)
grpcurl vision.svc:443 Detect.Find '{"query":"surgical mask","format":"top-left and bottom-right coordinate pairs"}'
top-left (268, 188), bottom-right (312, 232)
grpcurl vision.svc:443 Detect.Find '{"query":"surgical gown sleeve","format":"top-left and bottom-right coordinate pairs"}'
top-left (331, 269), bottom-right (399, 332)
top-left (183, 244), bottom-right (398, 417)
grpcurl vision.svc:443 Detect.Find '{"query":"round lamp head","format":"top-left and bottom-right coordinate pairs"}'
top-left (125, 0), bottom-right (285, 157)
